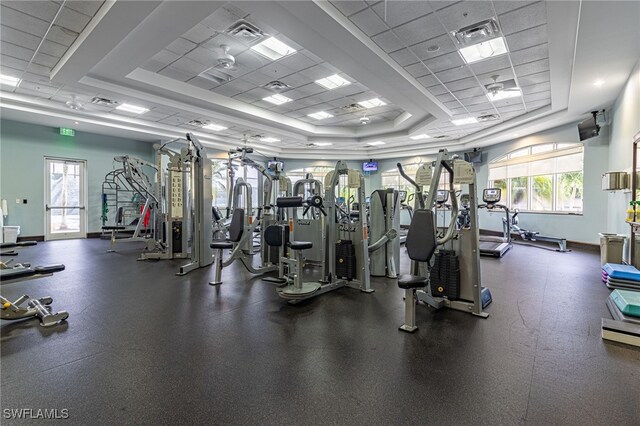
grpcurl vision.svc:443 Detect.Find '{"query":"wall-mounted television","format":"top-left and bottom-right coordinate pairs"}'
top-left (578, 112), bottom-right (601, 141)
top-left (464, 151), bottom-right (482, 164)
top-left (363, 161), bottom-right (378, 172)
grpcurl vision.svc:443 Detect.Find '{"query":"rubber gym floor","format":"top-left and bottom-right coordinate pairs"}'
top-left (1, 239), bottom-right (639, 425)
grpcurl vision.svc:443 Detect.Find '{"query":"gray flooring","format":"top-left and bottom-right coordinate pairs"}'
top-left (1, 239), bottom-right (639, 425)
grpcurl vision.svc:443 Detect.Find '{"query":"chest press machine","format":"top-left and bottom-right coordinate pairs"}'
top-left (397, 150), bottom-right (492, 332)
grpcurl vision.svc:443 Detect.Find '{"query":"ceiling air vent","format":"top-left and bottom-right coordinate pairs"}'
top-left (264, 80), bottom-right (290, 92)
top-left (226, 20), bottom-right (264, 42)
top-left (91, 96), bottom-right (119, 106)
top-left (477, 114), bottom-right (500, 122)
top-left (341, 103), bottom-right (366, 113)
top-left (187, 119), bottom-right (207, 127)
top-left (452, 19), bottom-right (500, 45)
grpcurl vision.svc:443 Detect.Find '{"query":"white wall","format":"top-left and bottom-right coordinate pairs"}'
top-left (607, 60), bottom-right (640, 236)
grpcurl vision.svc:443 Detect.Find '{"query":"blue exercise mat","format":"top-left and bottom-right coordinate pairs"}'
top-left (602, 263), bottom-right (640, 282)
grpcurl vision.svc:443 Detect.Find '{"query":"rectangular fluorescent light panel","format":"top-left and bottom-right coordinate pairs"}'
top-left (0, 74), bottom-right (20, 86)
top-left (357, 98), bottom-right (386, 109)
top-left (115, 103), bottom-right (149, 114)
top-left (308, 111), bottom-right (333, 120)
top-left (315, 74), bottom-right (351, 90)
top-left (486, 88), bottom-right (522, 102)
top-left (251, 37), bottom-right (296, 60)
top-left (263, 94), bottom-right (292, 105)
top-left (409, 134), bottom-right (430, 140)
top-left (459, 37), bottom-right (507, 64)
top-left (451, 117), bottom-right (478, 126)
top-left (367, 141), bottom-right (386, 146)
top-left (203, 123), bottom-right (227, 131)
top-left (261, 137), bottom-right (280, 143)
top-left (313, 142), bottom-right (332, 146)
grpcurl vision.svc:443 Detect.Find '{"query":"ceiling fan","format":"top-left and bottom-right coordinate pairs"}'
top-left (210, 44), bottom-right (236, 70)
top-left (485, 75), bottom-right (520, 97)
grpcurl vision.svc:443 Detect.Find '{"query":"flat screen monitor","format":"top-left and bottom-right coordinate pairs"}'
top-left (578, 116), bottom-right (600, 141)
top-left (362, 161), bottom-right (378, 172)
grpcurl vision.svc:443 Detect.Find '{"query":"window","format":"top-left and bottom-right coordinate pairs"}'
top-left (287, 166), bottom-right (334, 187)
top-left (381, 163), bottom-right (425, 194)
top-left (488, 143), bottom-right (583, 213)
top-left (211, 161), bottom-right (261, 212)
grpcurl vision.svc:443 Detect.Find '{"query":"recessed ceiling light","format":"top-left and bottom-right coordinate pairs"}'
top-left (0, 74), bottom-right (20, 87)
top-left (409, 134), bottom-right (431, 140)
top-left (357, 98), bottom-right (386, 109)
top-left (202, 123), bottom-right (227, 131)
top-left (367, 141), bottom-right (385, 146)
top-left (486, 88), bottom-right (522, 102)
top-left (313, 142), bottom-right (332, 146)
top-left (115, 103), bottom-right (149, 114)
top-left (451, 117), bottom-right (478, 126)
top-left (263, 94), bottom-right (292, 105)
top-left (261, 137), bottom-right (280, 143)
top-left (594, 79), bottom-right (605, 87)
top-left (308, 111), bottom-right (333, 120)
top-left (458, 37), bottom-right (507, 64)
top-left (74, 121), bottom-right (79, 125)
top-left (251, 37), bottom-right (296, 60)
top-left (315, 74), bottom-right (351, 90)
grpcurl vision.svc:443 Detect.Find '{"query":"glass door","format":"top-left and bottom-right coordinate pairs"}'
top-left (45, 158), bottom-right (87, 240)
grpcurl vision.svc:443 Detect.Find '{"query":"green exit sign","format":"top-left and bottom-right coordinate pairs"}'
top-left (59, 127), bottom-right (75, 136)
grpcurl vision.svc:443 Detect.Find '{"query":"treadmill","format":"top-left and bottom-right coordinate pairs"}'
top-left (478, 188), bottom-right (512, 258)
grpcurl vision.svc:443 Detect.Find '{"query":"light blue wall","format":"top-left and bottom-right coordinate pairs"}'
top-left (0, 119), bottom-right (155, 237)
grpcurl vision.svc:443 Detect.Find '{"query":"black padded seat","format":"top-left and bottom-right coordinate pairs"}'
top-left (210, 241), bottom-right (234, 250)
top-left (289, 241), bottom-right (312, 250)
top-left (397, 274), bottom-right (428, 289)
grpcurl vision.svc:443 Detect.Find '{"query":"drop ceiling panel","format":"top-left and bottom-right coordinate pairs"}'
top-left (56, 6), bottom-right (92, 33)
top-left (199, 5), bottom-right (245, 31)
top-left (521, 81), bottom-right (551, 95)
top-left (392, 13), bottom-right (443, 46)
top-left (510, 44), bottom-right (548, 66)
top-left (1, 54), bottom-right (28, 71)
top-left (416, 74), bottom-right (439, 87)
top-left (423, 51), bottom-right (465, 73)
top-left (276, 52), bottom-right (317, 73)
top-left (1, 24), bottom-right (41, 50)
top-left (349, 7), bottom-right (389, 36)
top-left (426, 84), bottom-right (451, 96)
top-left (467, 103), bottom-right (496, 113)
top-left (186, 76), bottom-right (219, 90)
top-left (16, 80), bottom-right (60, 95)
top-left (514, 59), bottom-right (549, 77)
top-left (64, 1), bottom-right (105, 17)
top-left (477, 68), bottom-right (515, 84)
top-left (369, 1), bottom-right (434, 28)
top-left (39, 40), bottom-right (67, 57)
top-left (299, 63), bottom-right (340, 81)
top-left (514, 70), bottom-right (549, 86)
top-left (33, 52), bottom-right (59, 68)
top-left (469, 55), bottom-right (512, 76)
top-left (524, 91), bottom-right (551, 103)
top-left (494, 1), bottom-right (537, 15)
top-left (404, 62), bottom-right (430, 79)
top-left (1, 6), bottom-right (49, 37)
top-left (410, 34), bottom-right (458, 60)
top-left (166, 38), bottom-right (198, 56)
top-left (182, 23), bottom-right (214, 44)
top-left (499, 1), bottom-right (547, 35)
top-left (157, 66), bottom-right (194, 82)
top-left (440, 77), bottom-right (477, 92)
top-left (46, 25), bottom-right (77, 46)
top-left (506, 25), bottom-right (547, 52)
top-left (371, 31), bottom-right (405, 53)
top-left (390, 48), bottom-right (418, 67)
top-left (170, 57), bottom-right (211, 75)
top-left (1, 41), bottom-right (34, 61)
top-left (435, 1), bottom-right (495, 31)
top-left (2, 1), bottom-right (60, 22)
top-left (454, 86), bottom-right (486, 100)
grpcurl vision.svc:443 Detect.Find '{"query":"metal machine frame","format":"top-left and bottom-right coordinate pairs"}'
top-left (478, 188), bottom-right (513, 257)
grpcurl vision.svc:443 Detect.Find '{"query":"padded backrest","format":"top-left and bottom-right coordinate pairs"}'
top-left (264, 225), bottom-right (283, 247)
top-left (115, 207), bottom-right (124, 224)
top-left (405, 209), bottom-right (437, 263)
top-left (228, 208), bottom-right (244, 242)
top-left (212, 206), bottom-right (222, 221)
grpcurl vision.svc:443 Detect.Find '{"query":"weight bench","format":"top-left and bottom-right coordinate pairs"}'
top-left (398, 209), bottom-right (438, 332)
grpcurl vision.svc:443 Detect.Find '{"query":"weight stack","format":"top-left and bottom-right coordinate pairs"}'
top-left (336, 240), bottom-right (356, 280)
top-left (429, 250), bottom-right (460, 299)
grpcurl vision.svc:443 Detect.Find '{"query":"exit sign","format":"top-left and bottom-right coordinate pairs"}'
top-left (60, 127), bottom-right (75, 136)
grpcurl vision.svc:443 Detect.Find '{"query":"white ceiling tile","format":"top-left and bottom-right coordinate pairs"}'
top-left (521, 81), bottom-right (550, 95)
top-left (63, 1), bottom-right (105, 17)
top-left (182, 23), bottom-right (214, 44)
top-left (276, 52), bottom-right (317, 74)
top-left (57, 6), bottom-right (92, 33)
top-left (514, 59), bottom-right (549, 77)
top-left (426, 84), bottom-right (450, 96)
top-left (436, 93), bottom-right (456, 103)
top-left (45, 25), bottom-right (77, 46)
top-left (39, 39), bottom-right (67, 57)
top-left (244, 87), bottom-right (273, 99)
top-left (1, 41), bottom-right (34, 61)
top-left (370, 1), bottom-right (434, 28)
top-left (411, 34), bottom-right (457, 60)
top-left (33, 52), bottom-right (59, 68)
top-left (417, 74), bottom-right (439, 87)
top-left (279, 72), bottom-right (311, 88)
top-left (148, 49), bottom-right (180, 69)
top-left (371, 31), bottom-right (405, 53)
top-left (299, 63), bottom-right (337, 81)
top-left (331, 1), bottom-right (369, 17)
top-left (201, 33), bottom-right (250, 57)
top-left (434, 1), bottom-right (495, 32)
top-left (232, 50), bottom-right (270, 74)
top-left (434, 65), bottom-right (473, 83)
top-left (527, 99), bottom-right (550, 110)
top-left (469, 55), bottom-right (511, 76)
top-left (392, 13), bottom-right (443, 46)
top-left (200, 5), bottom-right (244, 32)
top-left (2, 1), bottom-right (60, 22)
top-left (517, 70), bottom-right (549, 86)
top-left (166, 38), bottom-right (197, 56)
top-left (184, 46), bottom-right (220, 67)
top-left (498, 103), bottom-right (526, 113)
top-left (157, 66), bottom-right (193, 82)
top-left (524, 91), bottom-right (550, 103)
top-left (442, 77), bottom-right (477, 92)
top-left (477, 67), bottom-right (514, 84)
top-left (505, 24), bottom-right (547, 52)
top-left (499, 1), bottom-right (547, 35)
top-left (1, 25), bottom-right (40, 50)
top-left (1, 6), bottom-right (50, 37)
top-left (210, 83), bottom-right (243, 97)
top-left (170, 57), bottom-right (210, 76)
top-left (510, 43), bottom-right (548, 66)
top-left (17, 79), bottom-right (60, 95)
top-left (186, 76), bottom-right (219, 90)
top-left (0, 54), bottom-right (28, 71)
top-left (241, 70), bottom-right (277, 86)
top-left (224, 78), bottom-right (260, 93)
top-left (423, 51), bottom-right (465, 73)
top-left (390, 48), bottom-right (418, 67)
top-left (494, 1), bottom-right (537, 15)
top-left (260, 61), bottom-right (296, 80)
top-left (454, 86), bottom-right (485, 100)
top-left (285, 84), bottom-right (325, 100)
top-left (404, 62), bottom-right (430, 78)
top-left (300, 50), bottom-right (323, 65)
top-left (14, 87), bottom-right (50, 97)
top-left (349, 7), bottom-right (390, 36)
